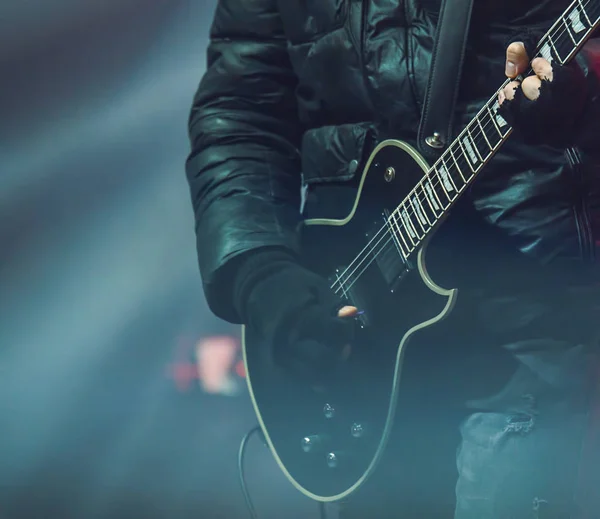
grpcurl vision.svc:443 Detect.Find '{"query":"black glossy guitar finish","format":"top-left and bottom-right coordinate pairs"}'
top-left (243, 140), bottom-right (456, 500)
top-left (242, 0), bottom-right (600, 500)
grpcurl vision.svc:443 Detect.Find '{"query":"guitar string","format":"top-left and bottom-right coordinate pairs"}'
top-left (329, 2), bottom-right (596, 296)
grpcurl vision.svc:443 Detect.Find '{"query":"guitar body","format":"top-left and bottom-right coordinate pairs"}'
top-left (238, 1), bottom-right (600, 499)
top-left (241, 140), bottom-right (458, 501)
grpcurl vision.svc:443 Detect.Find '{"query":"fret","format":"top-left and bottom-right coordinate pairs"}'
top-left (469, 121), bottom-right (493, 161)
top-left (486, 104), bottom-right (505, 138)
top-left (556, 4), bottom-right (589, 55)
top-left (409, 195), bottom-right (429, 231)
top-left (584, 0), bottom-right (600, 29)
top-left (555, 15), bottom-right (579, 59)
top-left (454, 144), bottom-right (476, 185)
top-left (490, 101), bottom-right (511, 136)
top-left (444, 149), bottom-right (467, 183)
top-left (538, 39), bottom-right (555, 63)
top-left (430, 175), bottom-right (451, 209)
top-left (431, 165), bottom-right (454, 203)
top-left (399, 204), bottom-right (421, 243)
top-left (450, 145), bottom-right (476, 186)
top-left (458, 135), bottom-right (479, 173)
top-left (407, 202), bottom-right (426, 238)
top-left (400, 207), bottom-right (425, 247)
top-left (438, 158), bottom-right (461, 195)
top-left (390, 212), bottom-right (413, 253)
top-left (562, 14), bottom-right (578, 45)
top-left (422, 176), bottom-right (446, 214)
top-left (548, 36), bottom-right (563, 64)
top-left (476, 116), bottom-right (494, 151)
top-left (433, 166), bottom-right (456, 207)
top-left (576, 0), bottom-right (591, 27)
top-left (457, 139), bottom-right (473, 170)
top-left (466, 127), bottom-right (485, 161)
top-left (413, 191), bottom-right (433, 226)
top-left (479, 110), bottom-right (503, 148)
top-left (384, 217), bottom-right (409, 259)
top-left (418, 181), bottom-right (442, 222)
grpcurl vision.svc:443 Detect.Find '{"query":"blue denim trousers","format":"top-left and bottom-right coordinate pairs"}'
top-left (339, 289), bottom-right (600, 519)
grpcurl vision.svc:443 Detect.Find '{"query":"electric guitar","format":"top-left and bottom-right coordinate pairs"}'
top-left (242, 0), bottom-right (600, 503)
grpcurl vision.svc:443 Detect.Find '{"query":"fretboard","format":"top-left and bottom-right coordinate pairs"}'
top-left (387, 0), bottom-right (600, 260)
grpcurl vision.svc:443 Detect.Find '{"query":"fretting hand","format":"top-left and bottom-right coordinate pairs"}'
top-left (500, 41), bottom-right (554, 103)
top-left (497, 33), bottom-right (588, 147)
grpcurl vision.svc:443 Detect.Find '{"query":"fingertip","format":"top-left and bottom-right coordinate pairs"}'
top-left (337, 305), bottom-right (358, 318)
top-left (506, 41), bottom-right (527, 60)
top-left (506, 41), bottom-right (528, 78)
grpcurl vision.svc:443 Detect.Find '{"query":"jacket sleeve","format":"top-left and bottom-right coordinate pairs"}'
top-left (185, 0), bottom-right (303, 322)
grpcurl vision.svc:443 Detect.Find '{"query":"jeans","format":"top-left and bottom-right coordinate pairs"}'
top-left (338, 288), bottom-right (600, 519)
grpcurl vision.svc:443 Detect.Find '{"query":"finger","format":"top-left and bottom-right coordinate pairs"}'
top-left (499, 81), bottom-right (521, 105)
top-left (338, 305), bottom-right (358, 318)
top-left (531, 57), bottom-right (553, 82)
top-left (498, 88), bottom-right (506, 105)
top-left (521, 76), bottom-right (542, 100)
top-left (506, 42), bottom-right (530, 78)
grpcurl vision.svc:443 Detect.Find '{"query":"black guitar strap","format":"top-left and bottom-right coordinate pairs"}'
top-left (417, 0), bottom-right (475, 160)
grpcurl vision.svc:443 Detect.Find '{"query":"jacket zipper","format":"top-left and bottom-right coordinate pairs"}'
top-left (566, 146), bottom-right (595, 263)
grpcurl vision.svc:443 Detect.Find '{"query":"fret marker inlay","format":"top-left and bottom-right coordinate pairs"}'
top-left (492, 102), bottom-right (508, 127)
top-left (412, 196), bottom-right (428, 225)
top-left (462, 136), bottom-right (479, 165)
top-left (570, 8), bottom-right (586, 33)
top-left (439, 164), bottom-right (455, 192)
top-left (425, 182), bottom-right (441, 210)
top-left (401, 210), bottom-right (417, 239)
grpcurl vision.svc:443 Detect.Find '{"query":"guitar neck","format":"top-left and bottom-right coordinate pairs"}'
top-left (387, 0), bottom-right (600, 260)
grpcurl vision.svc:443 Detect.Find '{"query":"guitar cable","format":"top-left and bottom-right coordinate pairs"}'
top-left (238, 425), bottom-right (329, 519)
top-left (238, 425), bottom-right (261, 519)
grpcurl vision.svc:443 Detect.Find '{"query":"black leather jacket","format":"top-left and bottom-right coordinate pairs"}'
top-left (186, 0), bottom-right (600, 321)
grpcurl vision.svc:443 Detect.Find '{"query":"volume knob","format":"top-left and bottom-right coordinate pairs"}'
top-left (326, 452), bottom-right (341, 469)
top-left (301, 435), bottom-right (323, 453)
top-left (323, 403), bottom-right (336, 419)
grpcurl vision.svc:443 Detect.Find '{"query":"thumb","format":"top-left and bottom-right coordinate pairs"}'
top-left (506, 41), bottom-right (529, 78)
top-left (337, 305), bottom-right (358, 318)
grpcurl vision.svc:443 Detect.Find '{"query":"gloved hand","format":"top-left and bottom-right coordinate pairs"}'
top-left (233, 248), bottom-right (358, 384)
top-left (497, 28), bottom-right (588, 148)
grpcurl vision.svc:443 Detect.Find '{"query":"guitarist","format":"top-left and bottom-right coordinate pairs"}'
top-left (186, 1), bottom-right (600, 517)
